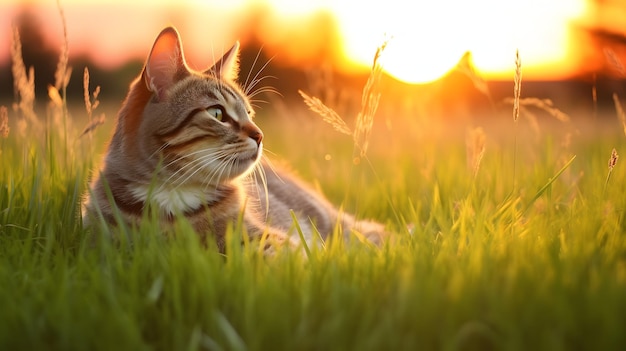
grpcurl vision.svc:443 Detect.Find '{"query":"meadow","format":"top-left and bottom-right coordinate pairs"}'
top-left (2, 24), bottom-right (626, 351)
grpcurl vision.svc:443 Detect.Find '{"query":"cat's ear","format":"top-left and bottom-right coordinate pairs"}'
top-left (144, 27), bottom-right (189, 100)
top-left (205, 41), bottom-right (240, 81)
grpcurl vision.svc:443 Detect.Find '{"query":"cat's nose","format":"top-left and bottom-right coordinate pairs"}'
top-left (242, 123), bottom-right (263, 146)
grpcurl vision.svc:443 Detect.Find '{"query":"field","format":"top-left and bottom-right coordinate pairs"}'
top-left (1, 90), bottom-right (626, 351)
top-left (2, 26), bottom-right (626, 351)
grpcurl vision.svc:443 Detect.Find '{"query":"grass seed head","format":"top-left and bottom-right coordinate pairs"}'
top-left (54, 0), bottom-right (70, 91)
top-left (48, 85), bottom-right (63, 108)
top-left (11, 25), bottom-right (36, 124)
top-left (84, 67), bottom-right (92, 116)
top-left (298, 90), bottom-right (351, 135)
top-left (513, 49), bottom-right (522, 122)
top-left (81, 67), bottom-right (105, 138)
top-left (354, 39), bottom-right (387, 157)
top-left (466, 127), bottom-right (486, 177)
top-left (79, 113), bottom-right (106, 138)
top-left (0, 106), bottom-right (9, 138)
top-left (609, 148), bottom-right (619, 171)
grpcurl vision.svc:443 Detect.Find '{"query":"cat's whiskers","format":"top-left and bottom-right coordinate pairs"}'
top-left (248, 86), bottom-right (281, 100)
top-left (149, 142), bottom-right (170, 160)
top-left (248, 86), bottom-right (282, 110)
top-left (250, 161), bottom-right (270, 219)
top-left (160, 149), bottom-right (231, 190)
top-left (243, 55), bottom-right (274, 95)
top-left (163, 157), bottom-right (218, 185)
top-left (259, 152), bottom-right (283, 183)
top-left (204, 153), bottom-right (239, 190)
top-left (240, 52), bottom-right (280, 111)
top-left (242, 47), bottom-right (265, 93)
top-left (245, 76), bottom-right (278, 98)
top-left (161, 147), bottom-right (224, 170)
top-left (174, 151), bottom-right (230, 183)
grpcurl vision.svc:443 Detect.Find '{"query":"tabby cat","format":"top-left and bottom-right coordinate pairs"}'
top-left (82, 27), bottom-right (386, 252)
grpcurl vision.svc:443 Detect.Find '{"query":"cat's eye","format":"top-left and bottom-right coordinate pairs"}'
top-left (206, 106), bottom-right (224, 121)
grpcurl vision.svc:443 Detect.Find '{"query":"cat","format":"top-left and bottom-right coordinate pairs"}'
top-left (82, 26), bottom-right (387, 253)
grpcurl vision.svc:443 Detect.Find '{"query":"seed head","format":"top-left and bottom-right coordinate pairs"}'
top-left (609, 148), bottom-right (619, 171)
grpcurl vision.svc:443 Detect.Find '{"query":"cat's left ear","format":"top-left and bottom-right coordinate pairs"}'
top-left (205, 42), bottom-right (240, 81)
top-left (144, 27), bottom-right (189, 100)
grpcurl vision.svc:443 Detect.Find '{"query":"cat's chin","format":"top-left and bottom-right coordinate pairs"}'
top-left (228, 146), bottom-right (261, 178)
top-left (240, 141), bottom-right (262, 163)
top-left (233, 150), bottom-right (262, 176)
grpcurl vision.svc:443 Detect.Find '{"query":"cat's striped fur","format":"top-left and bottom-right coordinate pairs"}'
top-left (82, 27), bottom-right (386, 252)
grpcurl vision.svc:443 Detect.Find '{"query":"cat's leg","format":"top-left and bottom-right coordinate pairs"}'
top-left (351, 219), bottom-right (388, 246)
top-left (243, 216), bottom-right (303, 255)
top-left (334, 212), bottom-right (389, 246)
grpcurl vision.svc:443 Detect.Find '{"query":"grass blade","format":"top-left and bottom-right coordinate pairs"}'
top-left (524, 155), bottom-right (576, 213)
top-left (290, 209), bottom-right (311, 259)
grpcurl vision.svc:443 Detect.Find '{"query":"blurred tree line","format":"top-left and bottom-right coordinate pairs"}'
top-left (1, 8), bottom-right (144, 106)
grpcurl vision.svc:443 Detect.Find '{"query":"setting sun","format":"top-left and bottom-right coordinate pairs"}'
top-left (0, 0), bottom-right (599, 86)
top-left (331, 0), bottom-right (587, 84)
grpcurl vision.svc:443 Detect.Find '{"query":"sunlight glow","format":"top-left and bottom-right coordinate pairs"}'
top-left (332, 0), bottom-right (587, 84)
top-left (1, 0), bottom-right (588, 84)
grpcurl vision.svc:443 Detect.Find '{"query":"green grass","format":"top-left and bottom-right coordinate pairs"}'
top-left (1, 101), bottom-right (626, 351)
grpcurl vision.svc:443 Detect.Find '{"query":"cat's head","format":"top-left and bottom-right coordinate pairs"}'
top-left (119, 26), bottom-right (263, 186)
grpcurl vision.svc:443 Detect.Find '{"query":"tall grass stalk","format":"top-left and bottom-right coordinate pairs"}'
top-left (466, 127), bottom-right (486, 179)
top-left (512, 49), bottom-right (522, 191)
top-left (10, 25), bottom-right (36, 131)
top-left (605, 148), bottom-right (619, 192)
top-left (0, 106), bottom-right (8, 140)
top-left (51, 0), bottom-right (72, 157)
top-left (299, 40), bottom-right (391, 219)
top-left (80, 67), bottom-right (106, 141)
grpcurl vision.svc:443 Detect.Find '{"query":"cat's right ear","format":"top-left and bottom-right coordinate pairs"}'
top-left (205, 42), bottom-right (240, 81)
top-left (144, 27), bottom-right (188, 100)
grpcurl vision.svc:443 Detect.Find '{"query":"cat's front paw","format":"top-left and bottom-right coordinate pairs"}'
top-left (353, 220), bottom-right (389, 247)
top-left (261, 233), bottom-right (304, 256)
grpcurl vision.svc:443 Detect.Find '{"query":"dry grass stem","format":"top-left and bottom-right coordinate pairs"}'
top-left (83, 67), bottom-right (99, 116)
top-left (503, 97), bottom-right (570, 123)
top-left (11, 25), bottom-right (36, 126)
top-left (354, 40), bottom-right (387, 158)
top-left (54, 0), bottom-right (71, 91)
top-left (80, 114), bottom-right (106, 137)
top-left (48, 85), bottom-right (63, 108)
top-left (298, 90), bottom-right (351, 135)
top-left (81, 67), bottom-right (105, 138)
top-left (466, 127), bottom-right (486, 177)
top-left (513, 49), bottom-right (522, 122)
top-left (299, 39), bottom-right (387, 160)
top-left (606, 148), bottom-right (619, 189)
top-left (0, 106), bottom-right (9, 138)
top-left (609, 148), bottom-right (619, 171)
top-left (612, 93), bottom-right (626, 137)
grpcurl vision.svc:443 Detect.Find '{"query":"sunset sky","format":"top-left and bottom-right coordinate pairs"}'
top-left (1, 0), bottom-right (624, 84)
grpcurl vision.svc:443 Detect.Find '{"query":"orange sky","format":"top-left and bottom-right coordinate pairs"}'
top-left (0, 0), bottom-right (622, 84)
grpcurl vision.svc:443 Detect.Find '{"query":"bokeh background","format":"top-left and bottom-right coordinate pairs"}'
top-left (1, 0), bottom-right (626, 122)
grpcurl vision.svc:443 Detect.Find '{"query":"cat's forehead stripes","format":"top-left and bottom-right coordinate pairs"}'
top-left (208, 84), bottom-right (250, 123)
top-left (221, 86), bottom-right (238, 101)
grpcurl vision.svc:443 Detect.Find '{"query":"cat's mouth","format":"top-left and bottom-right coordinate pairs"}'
top-left (240, 143), bottom-right (262, 163)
